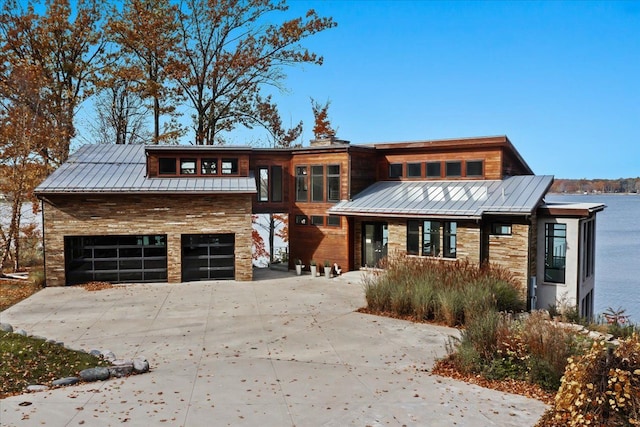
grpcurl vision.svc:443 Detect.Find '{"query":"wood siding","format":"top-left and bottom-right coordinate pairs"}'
top-left (42, 194), bottom-right (253, 286)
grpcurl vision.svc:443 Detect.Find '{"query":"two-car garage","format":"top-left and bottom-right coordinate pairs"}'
top-left (64, 233), bottom-right (235, 285)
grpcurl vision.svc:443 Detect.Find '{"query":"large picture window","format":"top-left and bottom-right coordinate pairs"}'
top-left (295, 166), bottom-right (308, 202)
top-left (423, 221), bottom-right (441, 257)
top-left (545, 223), bottom-right (567, 283)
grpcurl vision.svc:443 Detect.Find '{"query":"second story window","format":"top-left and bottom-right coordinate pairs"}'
top-left (159, 158), bottom-right (176, 175)
top-left (327, 165), bottom-right (340, 202)
top-left (201, 158), bottom-right (217, 175)
top-left (271, 166), bottom-right (283, 202)
top-left (180, 159), bottom-right (196, 175)
top-left (221, 158), bottom-right (238, 175)
top-left (311, 165), bottom-right (324, 202)
top-left (295, 166), bottom-right (308, 202)
top-left (445, 161), bottom-right (462, 178)
top-left (389, 163), bottom-right (403, 178)
top-left (466, 160), bottom-right (483, 177)
top-left (258, 167), bottom-right (269, 202)
top-left (426, 162), bottom-right (441, 178)
top-left (407, 163), bottom-right (422, 178)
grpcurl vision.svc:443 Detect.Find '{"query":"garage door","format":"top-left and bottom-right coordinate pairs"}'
top-left (64, 235), bottom-right (167, 285)
top-left (182, 234), bottom-right (235, 281)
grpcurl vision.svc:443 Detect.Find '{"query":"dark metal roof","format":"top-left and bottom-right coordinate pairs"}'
top-left (35, 144), bottom-right (257, 195)
top-left (329, 175), bottom-right (554, 219)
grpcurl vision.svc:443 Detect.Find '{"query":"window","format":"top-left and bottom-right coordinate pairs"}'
top-left (466, 160), bottom-right (483, 177)
top-left (545, 223), bottom-right (566, 283)
top-left (445, 161), bottom-right (461, 177)
top-left (201, 158), bottom-right (217, 175)
top-left (327, 216), bottom-right (341, 227)
top-left (295, 215), bottom-right (308, 225)
top-left (327, 165), bottom-right (340, 202)
top-left (443, 222), bottom-right (457, 258)
top-left (311, 215), bottom-right (324, 226)
top-left (407, 163), bottom-right (422, 178)
top-left (295, 166), bottom-right (308, 201)
top-left (407, 220), bottom-right (419, 255)
top-left (423, 221), bottom-right (441, 256)
top-left (258, 167), bottom-right (269, 202)
top-left (158, 158), bottom-right (176, 175)
top-left (311, 165), bottom-right (324, 202)
top-left (582, 219), bottom-right (595, 280)
top-left (389, 163), bottom-right (403, 178)
top-left (180, 159), bottom-right (196, 175)
top-left (426, 162), bottom-right (441, 178)
top-left (491, 224), bottom-right (512, 235)
top-left (221, 158), bottom-right (238, 175)
top-left (271, 166), bottom-right (283, 202)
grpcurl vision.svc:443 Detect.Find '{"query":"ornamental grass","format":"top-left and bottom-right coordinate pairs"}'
top-left (363, 254), bottom-right (524, 326)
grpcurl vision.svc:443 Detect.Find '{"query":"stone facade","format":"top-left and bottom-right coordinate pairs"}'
top-left (487, 222), bottom-right (531, 298)
top-left (42, 194), bottom-right (253, 286)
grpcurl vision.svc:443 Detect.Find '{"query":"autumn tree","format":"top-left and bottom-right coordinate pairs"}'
top-left (175, 0), bottom-right (336, 145)
top-left (311, 97), bottom-right (336, 139)
top-left (0, 64), bottom-right (51, 271)
top-left (0, 0), bottom-right (106, 166)
top-left (252, 213), bottom-right (289, 266)
top-left (255, 95), bottom-right (302, 147)
top-left (92, 78), bottom-right (149, 145)
top-left (105, 0), bottom-right (184, 144)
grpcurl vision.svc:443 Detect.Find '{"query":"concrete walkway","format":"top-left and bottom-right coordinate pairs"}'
top-left (0, 269), bottom-right (547, 426)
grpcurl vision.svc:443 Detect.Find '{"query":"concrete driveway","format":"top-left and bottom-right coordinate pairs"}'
top-left (0, 269), bottom-right (547, 426)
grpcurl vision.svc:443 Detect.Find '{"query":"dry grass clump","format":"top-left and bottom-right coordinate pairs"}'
top-left (363, 254), bottom-right (524, 327)
top-left (447, 311), bottom-right (590, 392)
top-left (536, 334), bottom-right (640, 426)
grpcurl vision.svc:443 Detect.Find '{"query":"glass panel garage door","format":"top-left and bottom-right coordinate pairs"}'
top-left (182, 234), bottom-right (235, 281)
top-left (64, 235), bottom-right (167, 285)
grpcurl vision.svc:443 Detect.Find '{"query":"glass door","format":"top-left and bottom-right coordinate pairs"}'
top-left (362, 222), bottom-right (388, 267)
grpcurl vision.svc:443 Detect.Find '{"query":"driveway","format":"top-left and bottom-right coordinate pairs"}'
top-left (0, 269), bottom-right (547, 426)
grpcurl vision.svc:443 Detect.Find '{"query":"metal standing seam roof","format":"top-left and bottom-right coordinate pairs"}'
top-left (35, 144), bottom-right (257, 195)
top-left (329, 175), bottom-right (554, 219)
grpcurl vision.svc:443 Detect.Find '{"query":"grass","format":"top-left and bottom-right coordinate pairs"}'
top-left (0, 273), bottom-right (110, 398)
top-left (0, 331), bottom-right (107, 398)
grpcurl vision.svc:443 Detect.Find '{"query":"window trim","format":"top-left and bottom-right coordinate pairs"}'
top-left (327, 164), bottom-right (341, 202)
top-left (311, 165), bottom-right (324, 202)
top-left (544, 222), bottom-right (567, 284)
top-left (257, 166), bottom-right (269, 202)
top-left (295, 165), bottom-right (308, 202)
top-left (443, 221), bottom-right (457, 258)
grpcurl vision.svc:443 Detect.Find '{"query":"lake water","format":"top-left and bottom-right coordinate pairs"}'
top-left (546, 193), bottom-right (640, 322)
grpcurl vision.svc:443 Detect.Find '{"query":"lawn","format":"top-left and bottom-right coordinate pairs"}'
top-left (0, 278), bottom-right (107, 398)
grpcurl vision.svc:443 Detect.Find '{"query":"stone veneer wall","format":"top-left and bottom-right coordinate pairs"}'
top-left (488, 222), bottom-right (531, 298)
top-left (42, 194), bottom-right (253, 286)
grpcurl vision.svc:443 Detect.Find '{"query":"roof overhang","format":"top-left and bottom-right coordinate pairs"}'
top-left (537, 202), bottom-right (606, 218)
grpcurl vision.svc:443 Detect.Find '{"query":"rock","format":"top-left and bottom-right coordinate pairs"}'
top-left (89, 349), bottom-right (102, 357)
top-left (111, 358), bottom-right (133, 366)
top-left (14, 329), bottom-right (27, 336)
top-left (101, 350), bottom-right (116, 361)
top-left (52, 377), bottom-right (80, 387)
top-left (108, 364), bottom-right (133, 378)
top-left (79, 367), bottom-right (111, 382)
top-left (0, 322), bottom-right (13, 332)
top-left (133, 358), bottom-right (150, 374)
top-left (26, 385), bottom-right (49, 392)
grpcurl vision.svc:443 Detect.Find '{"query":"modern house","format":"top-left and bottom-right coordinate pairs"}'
top-left (35, 135), bottom-right (604, 316)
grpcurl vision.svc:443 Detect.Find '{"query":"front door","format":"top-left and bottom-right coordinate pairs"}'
top-left (362, 222), bottom-right (388, 267)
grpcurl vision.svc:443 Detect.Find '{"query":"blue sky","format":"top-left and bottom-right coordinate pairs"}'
top-left (239, 0), bottom-right (639, 179)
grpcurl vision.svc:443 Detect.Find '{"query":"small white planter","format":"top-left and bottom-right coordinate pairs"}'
top-left (310, 265), bottom-right (317, 277)
top-left (295, 264), bottom-right (304, 275)
top-left (324, 266), bottom-right (331, 279)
